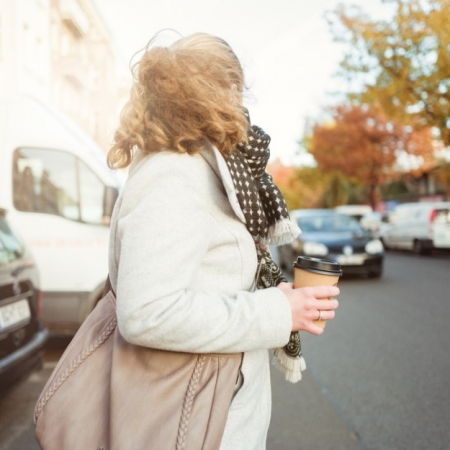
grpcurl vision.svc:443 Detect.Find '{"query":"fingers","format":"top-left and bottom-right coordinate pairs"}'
top-left (311, 299), bottom-right (339, 313)
top-left (305, 323), bottom-right (325, 336)
top-left (303, 307), bottom-right (337, 335)
top-left (277, 282), bottom-right (341, 334)
top-left (277, 283), bottom-right (340, 301)
top-left (308, 306), bottom-right (337, 321)
top-left (301, 285), bottom-right (340, 299)
top-left (298, 286), bottom-right (339, 322)
top-left (318, 309), bottom-right (336, 321)
top-left (304, 300), bottom-right (339, 322)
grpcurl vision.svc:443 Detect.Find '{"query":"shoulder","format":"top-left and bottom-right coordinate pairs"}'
top-left (132, 148), bottom-right (203, 175)
top-left (119, 147), bottom-right (221, 214)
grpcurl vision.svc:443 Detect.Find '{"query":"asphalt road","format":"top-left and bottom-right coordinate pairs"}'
top-left (268, 249), bottom-right (450, 450)
top-left (1, 251), bottom-right (449, 450)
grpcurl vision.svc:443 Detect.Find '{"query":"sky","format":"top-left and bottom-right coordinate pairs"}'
top-left (94, 0), bottom-right (392, 165)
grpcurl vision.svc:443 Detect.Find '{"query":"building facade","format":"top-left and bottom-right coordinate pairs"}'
top-left (0, 0), bottom-right (127, 151)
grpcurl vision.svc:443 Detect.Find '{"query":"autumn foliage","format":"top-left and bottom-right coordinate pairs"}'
top-left (308, 104), bottom-right (434, 208)
top-left (279, 0), bottom-right (449, 209)
top-left (328, 0), bottom-right (450, 145)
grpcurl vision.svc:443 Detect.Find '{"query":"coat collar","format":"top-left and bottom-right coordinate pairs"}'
top-left (127, 144), bottom-right (246, 225)
top-left (200, 144), bottom-right (246, 224)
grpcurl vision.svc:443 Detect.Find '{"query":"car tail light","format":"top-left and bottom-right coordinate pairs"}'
top-left (428, 209), bottom-right (436, 234)
top-left (430, 209), bottom-right (437, 223)
top-left (37, 290), bottom-right (43, 317)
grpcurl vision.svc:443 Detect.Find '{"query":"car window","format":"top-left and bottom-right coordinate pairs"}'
top-left (0, 216), bottom-right (25, 265)
top-left (298, 214), bottom-right (362, 232)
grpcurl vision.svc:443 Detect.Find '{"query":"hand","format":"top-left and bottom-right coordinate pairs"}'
top-left (277, 282), bottom-right (340, 335)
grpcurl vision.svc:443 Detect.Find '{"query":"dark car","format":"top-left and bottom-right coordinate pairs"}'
top-left (278, 209), bottom-right (384, 278)
top-left (0, 208), bottom-right (48, 391)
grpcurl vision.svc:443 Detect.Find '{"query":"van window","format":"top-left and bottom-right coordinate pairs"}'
top-left (435, 209), bottom-right (450, 224)
top-left (79, 160), bottom-right (105, 224)
top-left (13, 148), bottom-right (107, 226)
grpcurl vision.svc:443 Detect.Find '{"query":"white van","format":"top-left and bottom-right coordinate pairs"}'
top-left (379, 201), bottom-right (450, 255)
top-left (0, 94), bottom-right (121, 335)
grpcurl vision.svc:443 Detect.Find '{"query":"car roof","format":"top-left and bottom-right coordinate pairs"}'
top-left (335, 205), bottom-right (373, 213)
top-left (396, 202), bottom-right (450, 209)
top-left (291, 209), bottom-right (336, 217)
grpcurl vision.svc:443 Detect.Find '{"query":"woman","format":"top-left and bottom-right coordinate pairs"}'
top-left (107, 32), bottom-right (339, 450)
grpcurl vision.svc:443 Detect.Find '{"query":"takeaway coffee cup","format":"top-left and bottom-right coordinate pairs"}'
top-left (293, 256), bottom-right (342, 328)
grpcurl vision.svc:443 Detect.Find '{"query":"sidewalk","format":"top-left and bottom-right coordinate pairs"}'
top-left (268, 364), bottom-right (360, 450)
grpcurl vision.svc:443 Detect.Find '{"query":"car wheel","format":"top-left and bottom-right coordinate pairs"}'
top-left (413, 239), bottom-right (431, 256)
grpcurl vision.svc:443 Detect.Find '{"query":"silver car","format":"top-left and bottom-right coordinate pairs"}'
top-left (379, 202), bottom-right (450, 255)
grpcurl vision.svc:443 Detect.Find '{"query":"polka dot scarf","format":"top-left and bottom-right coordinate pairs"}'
top-left (225, 116), bottom-right (306, 383)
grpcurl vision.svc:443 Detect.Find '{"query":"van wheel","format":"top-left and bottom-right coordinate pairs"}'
top-left (413, 240), bottom-right (431, 256)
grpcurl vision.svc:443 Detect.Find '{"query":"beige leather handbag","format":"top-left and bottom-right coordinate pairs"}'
top-left (34, 287), bottom-right (243, 450)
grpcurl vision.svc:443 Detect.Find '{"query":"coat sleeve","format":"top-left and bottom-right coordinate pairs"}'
top-left (114, 152), bottom-right (292, 353)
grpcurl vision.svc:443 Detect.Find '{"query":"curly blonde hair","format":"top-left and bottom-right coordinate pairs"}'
top-left (108, 32), bottom-right (249, 169)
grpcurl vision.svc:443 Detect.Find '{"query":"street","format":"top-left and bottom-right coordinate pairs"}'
top-left (1, 251), bottom-right (450, 450)
top-left (268, 250), bottom-right (450, 450)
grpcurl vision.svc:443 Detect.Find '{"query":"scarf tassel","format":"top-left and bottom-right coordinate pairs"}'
top-left (267, 218), bottom-right (301, 246)
top-left (272, 348), bottom-right (307, 383)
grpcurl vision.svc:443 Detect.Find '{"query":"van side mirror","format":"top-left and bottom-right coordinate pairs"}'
top-left (103, 186), bottom-right (119, 225)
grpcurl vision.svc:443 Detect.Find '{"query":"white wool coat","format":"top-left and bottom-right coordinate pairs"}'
top-left (108, 143), bottom-right (292, 450)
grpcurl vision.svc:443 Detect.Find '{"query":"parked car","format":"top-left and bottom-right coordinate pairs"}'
top-left (278, 209), bottom-right (384, 278)
top-left (379, 202), bottom-right (450, 255)
top-left (0, 208), bottom-right (48, 391)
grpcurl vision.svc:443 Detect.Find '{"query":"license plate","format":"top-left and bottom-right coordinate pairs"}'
top-left (338, 254), bottom-right (365, 265)
top-left (0, 299), bottom-right (31, 331)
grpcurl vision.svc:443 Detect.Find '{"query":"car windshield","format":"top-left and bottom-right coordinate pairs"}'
top-left (297, 214), bottom-right (362, 233)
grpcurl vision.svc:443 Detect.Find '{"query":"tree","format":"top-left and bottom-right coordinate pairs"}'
top-left (328, 0), bottom-right (450, 145)
top-left (275, 166), bottom-right (326, 210)
top-left (267, 159), bottom-right (332, 210)
top-left (433, 161), bottom-right (450, 197)
top-left (307, 103), bottom-right (434, 208)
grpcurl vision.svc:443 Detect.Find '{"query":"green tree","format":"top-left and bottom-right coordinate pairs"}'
top-left (328, 0), bottom-right (450, 144)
